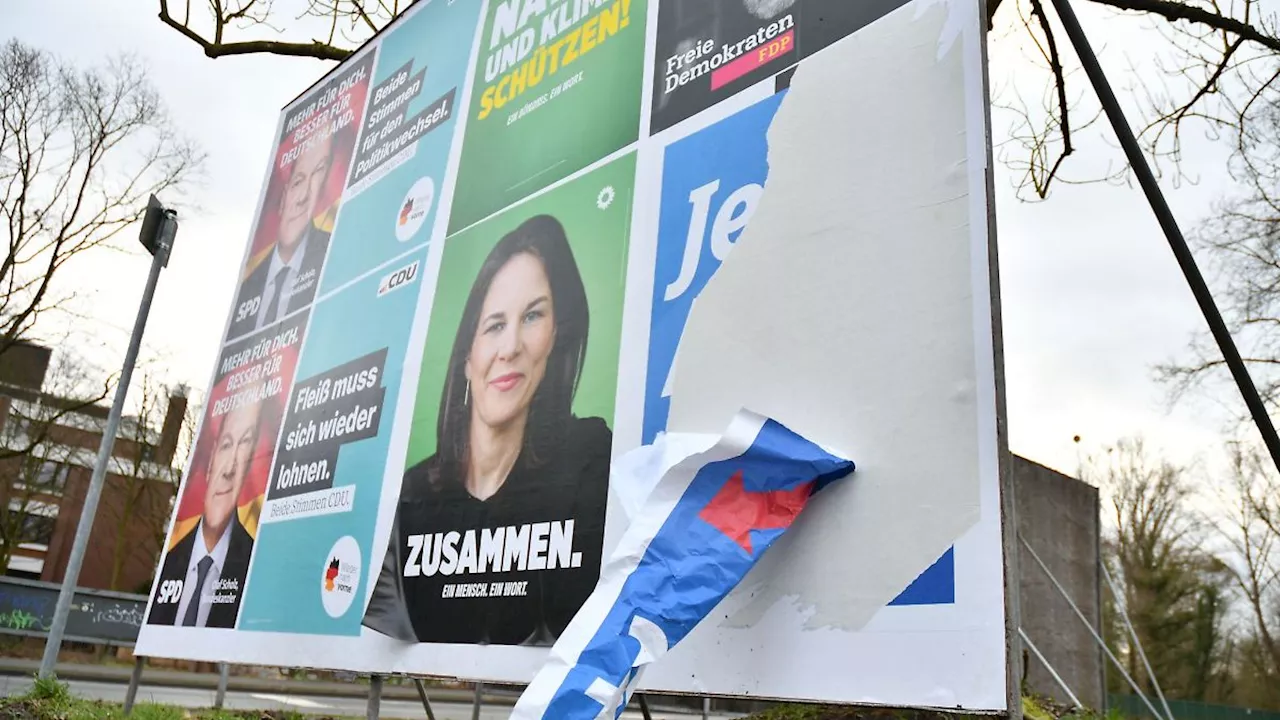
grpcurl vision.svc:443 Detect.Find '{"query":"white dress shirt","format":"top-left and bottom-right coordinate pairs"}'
top-left (174, 519), bottom-right (231, 627)
top-left (255, 233), bottom-right (309, 330)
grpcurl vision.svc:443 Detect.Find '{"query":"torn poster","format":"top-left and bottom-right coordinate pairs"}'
top-left (511, 410), bottom-right (854, 719)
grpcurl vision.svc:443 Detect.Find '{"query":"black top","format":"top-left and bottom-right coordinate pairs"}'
top-left (362, 415), bottom-right (611, 645)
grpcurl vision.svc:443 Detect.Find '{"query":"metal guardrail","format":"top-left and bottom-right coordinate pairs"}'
top-left (0, 575), bottom-right (146, 645)
top-left (0, 577), bottom-right (732, 718)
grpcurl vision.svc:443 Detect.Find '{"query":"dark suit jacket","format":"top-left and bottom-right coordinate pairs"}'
top-left (146, 518), bottom-right (254, 628)
top-left (226, 225), bottom-right (331, 341)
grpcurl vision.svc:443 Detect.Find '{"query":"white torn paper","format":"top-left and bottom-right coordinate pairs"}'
top-left (609, 432), bottom-right (719, 524)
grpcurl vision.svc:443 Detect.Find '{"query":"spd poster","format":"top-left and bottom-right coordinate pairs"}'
top-left (137, 0), bottom-right (1011, 711)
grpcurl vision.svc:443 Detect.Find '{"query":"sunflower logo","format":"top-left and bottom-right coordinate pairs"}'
top-left (597, 186), bottom-right (616, 211)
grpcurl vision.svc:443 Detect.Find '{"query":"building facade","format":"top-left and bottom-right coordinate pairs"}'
top-left (0, 341), bottom-right (187, 594)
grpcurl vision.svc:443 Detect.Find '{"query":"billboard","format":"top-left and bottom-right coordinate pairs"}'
top-left (138, 0), bottom-right (1010, 710)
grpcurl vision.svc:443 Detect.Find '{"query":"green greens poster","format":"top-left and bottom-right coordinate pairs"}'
top-left (361, 153), bottom-right (635, 646)
top-left (447, 0), bottom-right (647, 234)
top-left (408, 152), bottom-right (635, 467)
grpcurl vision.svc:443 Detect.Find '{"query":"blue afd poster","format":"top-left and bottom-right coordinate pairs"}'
top-left (646, 90), bottom-right (955, 607)
top-left (644, 92), bottom-right (783, 446)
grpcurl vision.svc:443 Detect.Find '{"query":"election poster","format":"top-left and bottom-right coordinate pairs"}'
top-left (147, 313), bottom-right (307, 628)
top-left (225, 54), bottom-right (376, 343)
top-left (364, 154), bottom-right (633, 645)
top-left (446, 0), bottom-right (648, 233)
top-left (138, 0), bottom-right (1011, 711)
top-left (320, 0), bottom-right (479, 295)
top-left (649, 0), bottom-right (914, 133)
top-left (235, 0), bottom-right (485, 637)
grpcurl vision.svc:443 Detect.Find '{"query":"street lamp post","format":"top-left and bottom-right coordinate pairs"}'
top-left (38, 195), bottom-right (177, 679)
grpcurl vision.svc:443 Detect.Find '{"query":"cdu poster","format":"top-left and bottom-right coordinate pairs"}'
top-left (137, 0), bottom-right (1011, 711)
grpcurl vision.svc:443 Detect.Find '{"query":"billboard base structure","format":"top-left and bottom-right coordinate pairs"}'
top-left (135, 0), bottom-right (1014, 712)
top-left (216, 665), bottom-right (230, 710)
top-left (413, 678), bottom-right (440, 720)
top-left (1104, 567), bottom-right (1175, 720)
top-left (123, 659), bottom-right (144, 715)
top-left (118, 663), bottom-right (475, 719)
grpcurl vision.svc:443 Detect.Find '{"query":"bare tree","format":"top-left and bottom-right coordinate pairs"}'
top-left (995, 0), bottom-right (1280, 199)
top-left (1089, 438), bottom-right (1235, 700)
top-left (102, 374), bottom-right (196, 592)
top-left (0, 39), bottom-right (201, 353)
top-left (0, 40), bottom-right (200, 459)
top-left (1218, 441), bottom-right (1280, 704)
top-left (0, 350), bottom-right (110, 572)
top-left (1157, 91), bottom-right (1280, 421)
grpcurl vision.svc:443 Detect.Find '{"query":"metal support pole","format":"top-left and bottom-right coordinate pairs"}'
top-left (637, 694), bottom-right (654, 720)
top-left (413, 679), bottom-right (438, 720)
top-left (367, 675), bottom-right (382, 720)
top-left (471, 681), bottom-right (482, 720)
top-left (1020, 535), bottom-right (1164, 719)
top-left (1020, 627), bottom-right (1083, 709)
top-left (39, 215), bottom-right (174, 679)
top-left (1047, 0), bottom-right (1280, 475)
top-left (123, 656), bottom-right (144, 715)
top-left (702, 696), bottom-right (710, 720)
top-left (1103, 567), bottom-right (1175, 720)
top-left (215, 663), bottom-right (230, 710)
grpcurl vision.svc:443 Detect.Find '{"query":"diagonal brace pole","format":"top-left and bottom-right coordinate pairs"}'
top-left (1020, 535), bottom-right (1166, 720)
top-left (1103, 566), bottom-right (1176, 720)
top-left (414, 679), bottom-right (438, 720)
top-left (1020, 627), bottom-right (1083, 709)
top-left (1047, 0), bottom-right (1280, 475)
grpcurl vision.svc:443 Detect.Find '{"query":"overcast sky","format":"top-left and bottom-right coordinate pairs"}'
top-left (0, 0), bottom-right (1258, 483)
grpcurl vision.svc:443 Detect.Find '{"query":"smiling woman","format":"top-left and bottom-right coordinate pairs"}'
top-left (363, 214), bottom-right (613, 646)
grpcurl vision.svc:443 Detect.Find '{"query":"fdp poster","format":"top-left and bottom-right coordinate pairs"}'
top-left (138, 0), bottom-right (1010, 711)
top-left (648, 0), bottom-right (913, 133)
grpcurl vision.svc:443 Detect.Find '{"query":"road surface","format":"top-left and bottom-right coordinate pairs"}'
top-left (0, 675), bottom-right (744, 719)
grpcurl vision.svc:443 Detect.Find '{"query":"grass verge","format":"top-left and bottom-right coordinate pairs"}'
top-left (0, 677), bottom-right (351, 720)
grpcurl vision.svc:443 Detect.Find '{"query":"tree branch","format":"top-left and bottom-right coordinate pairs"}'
top-left (1030, 0), bottom-right (1073, 194)
top-left (349, 0), bottom-right (380, 34)
top-left (1091, 0), bottom-right (1280, 53)
top-left (157, 0), bottom-right (350, 61)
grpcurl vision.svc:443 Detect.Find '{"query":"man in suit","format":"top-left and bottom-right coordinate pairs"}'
top-left (226, 130), bottom-right (336, 340)
top-left (147, 392), bottom-right (263, 628)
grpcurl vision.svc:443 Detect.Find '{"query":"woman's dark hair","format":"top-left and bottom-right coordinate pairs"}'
top-left (432, 214), bottom-right (590, 486)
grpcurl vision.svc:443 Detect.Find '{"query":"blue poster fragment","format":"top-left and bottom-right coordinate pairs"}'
top-left (646, 90), bottom-right (955, 606)
top-left (512, 411), bottom-right (854, 719)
